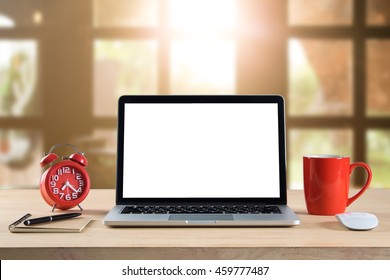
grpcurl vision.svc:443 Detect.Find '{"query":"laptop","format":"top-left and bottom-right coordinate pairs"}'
top-left (103, 95), bottom-right (300, 226)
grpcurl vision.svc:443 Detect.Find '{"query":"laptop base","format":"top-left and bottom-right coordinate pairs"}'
top-left (103, 205), bottom-right (300, 227)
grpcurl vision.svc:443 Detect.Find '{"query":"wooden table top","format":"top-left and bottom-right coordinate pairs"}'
top-left (1, 188), bottom-right (389, 259)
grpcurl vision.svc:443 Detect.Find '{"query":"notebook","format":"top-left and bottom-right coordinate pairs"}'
top-left (103, 95), bottom-right (300, 226)
top-left (9, 213), bottom-right (93, 233)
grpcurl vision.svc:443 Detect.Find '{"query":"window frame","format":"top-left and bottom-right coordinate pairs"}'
top-left (287, 0), bottom-right (390, 186)
top-left (1, 0), bottom-right (390, 188)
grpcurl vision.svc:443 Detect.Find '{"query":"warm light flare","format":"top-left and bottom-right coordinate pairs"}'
top-left (169, 0), bottom-right (237, 33)
top-left (171, 39), bottom-right (235, 94)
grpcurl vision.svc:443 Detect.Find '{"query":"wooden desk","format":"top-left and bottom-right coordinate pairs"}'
top-left (1, 189), bottom-right (389, 260)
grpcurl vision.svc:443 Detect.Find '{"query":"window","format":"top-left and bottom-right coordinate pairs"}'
top-left (288, 39), bottom-right (353, 116)
top-left (288, 0), bottom-right (390, 189)
top-left (93, 0), bottom-right (236, 115)
top-left (1, 0), bottom-right (390, 189)
top-left (93, 39), bottom-right (158, 116)
top-left (0, 1), bottom-right (43, 188)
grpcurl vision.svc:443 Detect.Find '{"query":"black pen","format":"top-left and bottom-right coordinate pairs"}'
top-left (23, 213), bottom-right (82, 226)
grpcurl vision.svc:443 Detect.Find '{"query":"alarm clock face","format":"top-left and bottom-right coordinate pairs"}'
top-left (41, 161), bottom-right (90, 209)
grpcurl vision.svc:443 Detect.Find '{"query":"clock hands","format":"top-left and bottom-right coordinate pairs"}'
top-left (61, 179), bottom-right (79, 193)
top-left (68, 185), bottom-right (78, 193)
top-left (61, 180), bottom-right (71, 191)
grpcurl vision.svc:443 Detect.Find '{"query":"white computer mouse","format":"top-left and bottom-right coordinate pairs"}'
top-left (335, 212), bottom-right (378, 231)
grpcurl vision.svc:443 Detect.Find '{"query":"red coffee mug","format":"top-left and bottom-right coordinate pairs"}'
top-left (303, 155), bottom-right (372, 215)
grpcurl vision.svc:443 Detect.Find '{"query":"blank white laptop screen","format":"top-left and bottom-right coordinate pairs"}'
top-left (122, 103), bottom-right (280, 198)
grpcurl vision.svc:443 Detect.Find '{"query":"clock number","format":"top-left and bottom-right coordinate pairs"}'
top-left (58, 167), bottom-right (70, 175)
top-left (50, 181), bottom-right (56, 187)
top-left (59, 193), bottom-right (64, 199)
top-left (77, 187), bottom-right (82, 193)
top-left (75, 173), bottom-right (84, 187)
top-left (51, 175), bottom-right (59, 182)
top-left (65, 194), bottom-right (71, 201)
top-left (53, 188), bottom-right (59, 194)
top-left (72, 193), bottom-right (78, 199)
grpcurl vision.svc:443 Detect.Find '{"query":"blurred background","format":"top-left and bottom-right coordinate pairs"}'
top-left (0, 0), bottom-right (389, 190)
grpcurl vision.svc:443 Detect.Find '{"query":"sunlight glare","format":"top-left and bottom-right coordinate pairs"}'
top-left (0, 14), bottom-right (15, 28)
top-left (171, 39), bottom-right (235, 94)
top-left (289, 39), bottom-right (307, 69)
top-left (169, 0), bottom-right (236, 33)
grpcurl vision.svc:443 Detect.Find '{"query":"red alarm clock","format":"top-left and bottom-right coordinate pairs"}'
top-left (40, 144), bottom-right (90, 211)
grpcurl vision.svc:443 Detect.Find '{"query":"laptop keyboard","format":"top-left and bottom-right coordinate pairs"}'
top-left (121, 205), bottom-right (282, 214)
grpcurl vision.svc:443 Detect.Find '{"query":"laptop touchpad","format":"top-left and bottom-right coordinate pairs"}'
top-left (169, 214), bottom-right (234, 221)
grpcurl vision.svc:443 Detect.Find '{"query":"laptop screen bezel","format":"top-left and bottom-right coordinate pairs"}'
top-left (115, 95), bottom-right (287, 205)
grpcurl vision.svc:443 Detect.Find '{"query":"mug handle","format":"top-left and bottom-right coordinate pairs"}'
top-left (347, 162), bottom-right (372, 206)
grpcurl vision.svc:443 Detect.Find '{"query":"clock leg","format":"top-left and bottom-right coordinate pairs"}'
top-left (77, 204), bottom-right (83, 211)
top-left (51, 204), bottom-right (57, 212)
